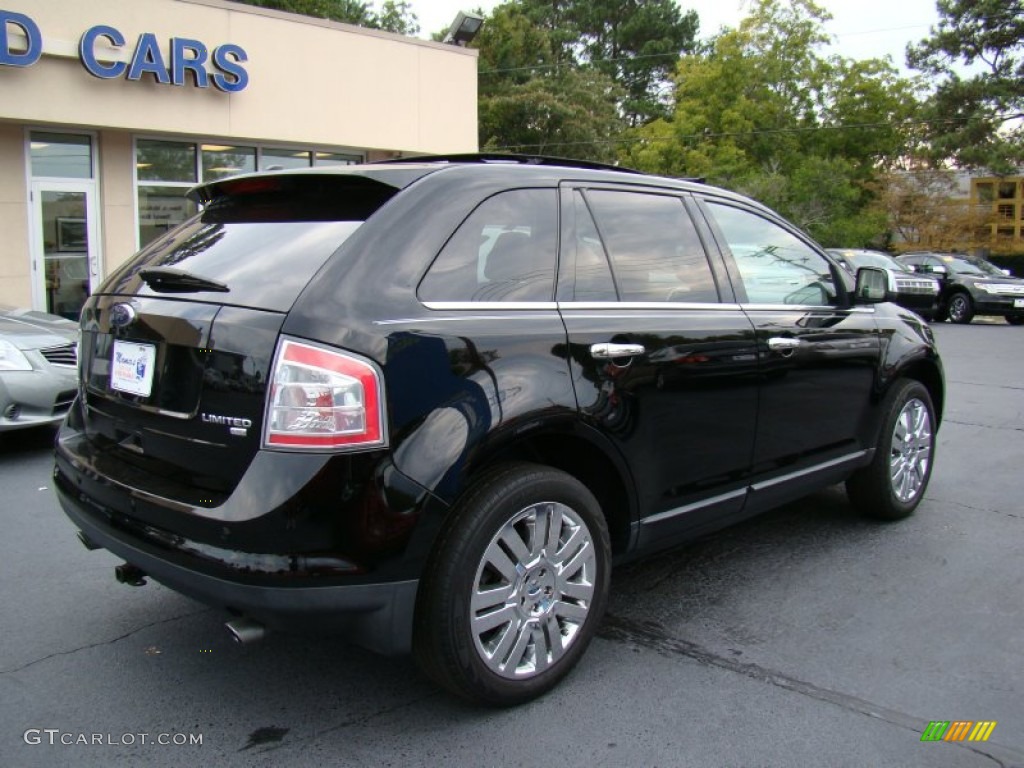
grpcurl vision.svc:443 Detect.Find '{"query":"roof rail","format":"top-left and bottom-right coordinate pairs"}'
top-left (372, 152), bottom-right (643, 175)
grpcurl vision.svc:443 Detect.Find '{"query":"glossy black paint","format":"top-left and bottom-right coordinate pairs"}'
top-left (53, 160), bottom-right (945, 654)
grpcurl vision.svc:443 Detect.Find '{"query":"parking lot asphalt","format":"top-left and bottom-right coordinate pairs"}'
top-left (1, 322), bottom-right (1021, 767)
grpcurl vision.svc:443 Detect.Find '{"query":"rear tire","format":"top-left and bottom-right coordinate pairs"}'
top-left (847, 380), bottom-right (935, 521)
top-left (414, 463), bottom-right (610, 706)
top-left (1007, 315), bottom-right (1024, 326)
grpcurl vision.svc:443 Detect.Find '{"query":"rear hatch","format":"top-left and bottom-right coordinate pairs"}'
top-left (76, 169), bottom-right (427, 507)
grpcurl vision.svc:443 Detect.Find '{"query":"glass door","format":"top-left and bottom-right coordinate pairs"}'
top-left (30, 181), bottom-right (100, 320)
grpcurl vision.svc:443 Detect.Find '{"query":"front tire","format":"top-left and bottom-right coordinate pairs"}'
top-left (945, 292), bottom-right (974, 324)
top-left (847, 380), bottom-right (936, 520)
top-left (1007, 315), bottom-right (1024, 326)
top-left (414, 463), bottom-right (610, 706)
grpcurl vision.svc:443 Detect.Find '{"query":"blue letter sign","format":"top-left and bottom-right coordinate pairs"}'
top-left (79, 25), bottom-right (127, 79)
top-left (2, 10), bottom-right (248, 91)
top-left (0, 9), bottom-right (42, 67)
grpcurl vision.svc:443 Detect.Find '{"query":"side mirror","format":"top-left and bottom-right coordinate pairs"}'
top-left (854, 266), bottom-right (894, 304)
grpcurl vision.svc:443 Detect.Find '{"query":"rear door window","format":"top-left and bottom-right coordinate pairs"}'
top-left (582, 190), bottom-right (719, 303)
top-left (418, 189), bottom-right (558, 303)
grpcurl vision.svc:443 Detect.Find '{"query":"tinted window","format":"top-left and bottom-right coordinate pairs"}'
top-left (101, 175), bottom-right (403, 311)
top-left (569, 192), bottom-right (617, 301)
top-left (104, 219), bottom-right (361, 312)
top-left (706, 202), bottom-right (836, 306)
top-left (585, 190), bottom-right (718, 303)
top-left (419, 189), bottom-right (558, 302)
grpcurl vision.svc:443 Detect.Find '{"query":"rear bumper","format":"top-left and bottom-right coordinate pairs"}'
top-left (58, 487), bottom-right (419, 654)
top-left (52, 404), bottom-right (441, 655)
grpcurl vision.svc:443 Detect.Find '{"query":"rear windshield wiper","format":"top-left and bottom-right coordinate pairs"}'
top-left (138, 266), bottom-right (229, 293)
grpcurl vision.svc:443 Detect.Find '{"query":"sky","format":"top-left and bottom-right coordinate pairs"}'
top-left (408, 0), bottom-right (945, 74)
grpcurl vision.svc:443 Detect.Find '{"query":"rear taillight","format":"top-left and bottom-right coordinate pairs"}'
top-left (264, 337), bottom-right (386, 451)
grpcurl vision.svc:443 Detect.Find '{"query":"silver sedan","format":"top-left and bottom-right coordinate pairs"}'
top-left (0, 307), bottom-right (78, 432)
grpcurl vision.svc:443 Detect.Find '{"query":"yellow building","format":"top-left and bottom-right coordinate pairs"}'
top-left (0, 0), bottom-right (478, 317)
top-left (972, 176), bottom-right (1024, 253)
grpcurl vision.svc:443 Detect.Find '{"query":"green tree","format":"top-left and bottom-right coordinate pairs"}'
top-left (563, 0), bottom-right (699, 125)
top-left (509, 1), bottom-right (698, 125)
top-left (476, 3), bottom-right (625, 161)
top-left (624, 0), bottom-right (920, 246)
top-left (229, 0), bottom-right (418, 35)
top-left (907, 0), bottom-right (1023, 172)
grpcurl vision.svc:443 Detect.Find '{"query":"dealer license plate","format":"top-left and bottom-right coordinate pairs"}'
top-left (110, 340), bottom-right (156, 397)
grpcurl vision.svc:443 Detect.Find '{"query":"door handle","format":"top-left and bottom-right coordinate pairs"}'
top-left (590, 342), bottom-right (645, 359)
top-left (767, 337), bottom-right (801, 353)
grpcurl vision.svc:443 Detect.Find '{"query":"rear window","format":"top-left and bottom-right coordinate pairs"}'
top-left (100, 174), bottom-right (399, 312)
top-left (418, 189), bottom-right (558, 303)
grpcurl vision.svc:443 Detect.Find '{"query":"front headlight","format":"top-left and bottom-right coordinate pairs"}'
top-left (0, 339), bottom-right (33, 371)
top-left (976, 283), bottom-right (1023, 295)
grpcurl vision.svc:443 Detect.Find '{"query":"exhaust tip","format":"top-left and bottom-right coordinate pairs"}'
top-left (225, 618), bottom-right (266, 645)
top-left (114, 563), bottom-right (147, 586)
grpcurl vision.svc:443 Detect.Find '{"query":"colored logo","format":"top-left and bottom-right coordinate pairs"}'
top-left (921, 721), bottom-right (997, 742)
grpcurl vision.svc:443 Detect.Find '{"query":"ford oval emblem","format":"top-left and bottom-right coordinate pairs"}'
top-left (110, 303), bottom-right (137, 329)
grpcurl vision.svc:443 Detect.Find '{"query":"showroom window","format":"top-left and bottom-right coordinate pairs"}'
top-left (30, 132), bottom-right (93, 179)
top-left (135, 139), bottom-right (199, 247)
top-left (135, 139), bottom-right (362, 247)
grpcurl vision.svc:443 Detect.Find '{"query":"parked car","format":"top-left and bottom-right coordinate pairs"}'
top-left (827, 248), bottom-right (940, 320)
top-left (0, 306), bottom-right (78, 432)
top-left (54, 156), bottom-right (944, 706)
top-left (895, 251), bottom-right (1024, 325)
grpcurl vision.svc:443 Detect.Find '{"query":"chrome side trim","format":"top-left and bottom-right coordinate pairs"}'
top-left (640, 489), bottom-right (748, 527)
top-left (421, 301), bottom-right (559, 311)
top-left (373, 314), bottom-right (560, 326)
top-left (559, 301), bottom-right (743, 311)
top-left (639, 451), bottom-right (871, 528)
top-left (739, 304), bottom-right (876, 313)
top-left (749, 451), bottom-right (869, 492)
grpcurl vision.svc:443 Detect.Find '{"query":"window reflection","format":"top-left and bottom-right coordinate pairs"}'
top-left (136, 140), bottom-right (196, 183)
top-left (30, 132), bottom-right (92, 179)
top-left (202, 144), bottom-right (257, 181)
top-left (261, 149), bottom-right (312, 170)
top-left (138, 186), bottom-right (198, 248)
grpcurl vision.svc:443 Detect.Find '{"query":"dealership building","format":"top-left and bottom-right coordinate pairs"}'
top-left (0, 0), bottom-right (478, 318)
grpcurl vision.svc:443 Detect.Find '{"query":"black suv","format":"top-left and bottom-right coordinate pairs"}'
top-left (54, 156), bottom-right (943, 705)
top-left (896, 251), bottom-right (1024, 325)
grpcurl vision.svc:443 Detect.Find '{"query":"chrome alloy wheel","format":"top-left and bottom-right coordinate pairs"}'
top-left (889, 397), bottom-right (933, 503)
top-left (471, 501), bottom-right (597, 679)
top-left (947, 294), bottom-right (971, 323)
